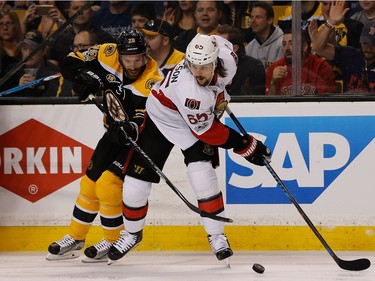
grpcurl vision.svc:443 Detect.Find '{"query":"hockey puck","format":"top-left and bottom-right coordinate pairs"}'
top-left (252, 263), bottom-right (265, 274)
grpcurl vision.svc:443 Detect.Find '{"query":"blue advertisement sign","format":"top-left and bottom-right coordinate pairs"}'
top-left (225, 116), bottom-right (375, 204)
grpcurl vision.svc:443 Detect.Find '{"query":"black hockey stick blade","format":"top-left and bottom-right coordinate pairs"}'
top-left (226, 106), bottom-right (371, 271)
top-left (89, 95), bottom-right (233, 223)
top-left (334, 256), bottom-right (371, 271)
top-left (264, 161), bottom-right (370, 271)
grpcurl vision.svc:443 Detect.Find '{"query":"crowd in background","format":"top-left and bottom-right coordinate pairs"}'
top-left (0, 0), bottom-right (374, 97)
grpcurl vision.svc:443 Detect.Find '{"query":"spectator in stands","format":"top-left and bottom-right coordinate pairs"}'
top-left (245, 2), bottom-right (284, 70)
top-left (278, 0), bottom-right (325, 31)
top-left (71, 29), bottom-right (98, 53)
top-left (13, 1), bottom-right (29, 10)
top-left (266, 29), bottom-right (336, 95)
top-left (0, 30), bottom-right (61, 97)
top-left (141, 19), bottom-right (184, 76)
top-left (309, 5), bottom-right (375, 93)
top-left (163, 1), bottom-right (196, 39)
top-left (0, 8), bottom-right (22, 77)
top-left (315, 0), bottom-right (363, 93)
top-left (320, 0), bottom-right (363, 49)
top-left (217, 24), bottom-right (265, 95)
top-left (92, 1), bottom-right (132, 38)
top-left (58, 29), bottom-right (100, 97)
top-left (221, 1), bottom-right (255, 43)
top-left (0, 1), bottom-right (14, 11)
top-left (174, 1), bottom-right (222, 52)
top-left (48, 1), bottom-right (114, 67)
top-left (21, 1), bottom-right (65, 38)
top-left (351, 0), bottom-right (375, 25)
top-left (130, 2), bottom-right (156, 31)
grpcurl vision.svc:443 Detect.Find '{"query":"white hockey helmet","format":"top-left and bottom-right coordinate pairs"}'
top-left (186, 34), bottom-right (219, 65)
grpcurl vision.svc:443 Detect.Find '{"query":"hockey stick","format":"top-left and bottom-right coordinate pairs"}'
top-left (0, 1), bottom-right (94, 87)
top-left (0, 74), bottom-right (61, 96)
top-left (88, 94), bottom-right (233, 223)
top-left (225, 106), bottom-right (370, 271)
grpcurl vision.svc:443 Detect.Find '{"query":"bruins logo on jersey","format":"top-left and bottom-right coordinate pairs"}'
top-left (106, 74), bottom-right (118, 83)
top-left (145, 78), bottom-right (157, 90)
top-left (105, 89), bottom-right (128, 121)
top-left (104, 45), bottom-right (116, 57)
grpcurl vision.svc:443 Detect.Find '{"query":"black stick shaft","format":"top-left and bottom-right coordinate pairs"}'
top-left (89, 95), bottom-right (233, 223)
top-left (225, 106), bottom-right (370, 271)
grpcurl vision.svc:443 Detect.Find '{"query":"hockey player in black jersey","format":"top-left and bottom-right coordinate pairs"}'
top-left (46, 28), bottom-right (162, 263)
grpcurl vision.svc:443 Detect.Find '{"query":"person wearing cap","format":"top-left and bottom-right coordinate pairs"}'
top-left (142, 19), bottom-right (185, 76)
top-left (130, 2), bottom-right (156, 30)
top-left (309, 0), bottom-right (375, 93)
top-left (0, 30), bottom-right (61, 97)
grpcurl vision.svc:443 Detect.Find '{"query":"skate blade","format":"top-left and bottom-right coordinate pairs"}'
top-left (46, 251), bottom-right (81, 261)
top-left (224, 257), bottom-right (231, 268)
top-left (82, 256), bottom-right (108, 263)
top-left (107, 258), bottom-right (117, 265)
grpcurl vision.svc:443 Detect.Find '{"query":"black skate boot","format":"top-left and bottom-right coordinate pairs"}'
top-left (82, 238), bottom-right (112, 263)
top-left (107, 230), bottom-right (143, 264)
top-left (46, 234), bottom-right (85, 261)
top-left (208, 233), bottom-right (233, 266)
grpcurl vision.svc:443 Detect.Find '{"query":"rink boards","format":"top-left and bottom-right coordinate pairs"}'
top-left (0, 102), bottom-right (374, 251)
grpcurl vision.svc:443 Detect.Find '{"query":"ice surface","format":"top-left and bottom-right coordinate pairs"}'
top-left (1, 251), bottom-right (374, 281)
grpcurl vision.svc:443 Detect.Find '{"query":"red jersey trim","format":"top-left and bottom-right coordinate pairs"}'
top-left (192, 120), bottom-right (230, 146)
top-left (151, 89), bottom-right (177, 110)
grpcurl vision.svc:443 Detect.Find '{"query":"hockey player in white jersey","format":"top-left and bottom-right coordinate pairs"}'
top-left (107, 34), bottom-right (271, 265)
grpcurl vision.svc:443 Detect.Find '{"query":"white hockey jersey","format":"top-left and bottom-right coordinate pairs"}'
top-left (146, 35), bottom-right (237, 150)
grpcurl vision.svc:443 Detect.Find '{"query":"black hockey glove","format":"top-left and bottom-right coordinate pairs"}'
top-left (107, 121), bottom-right (138, 145)
top-left (72, 69), bottom-right (102, 102)
top-left (233, 135), bottom-right (271, 166)
top-left (120, 121), bottom-right (139, 142)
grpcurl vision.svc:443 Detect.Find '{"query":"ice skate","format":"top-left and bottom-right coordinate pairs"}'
top-left (82, 238), bottom-right (113, 263)
top-left (208, 233), bottom-right (233, 267)
top-left (107, 230), bottom-right (143, 265)
top-left (46, 234), bottom-right (85, 261)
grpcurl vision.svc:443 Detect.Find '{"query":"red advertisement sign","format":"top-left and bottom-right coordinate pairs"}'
top-left (0, 119), bottom-right (93, 202)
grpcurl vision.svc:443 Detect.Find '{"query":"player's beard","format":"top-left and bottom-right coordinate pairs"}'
top-left (195, 76), bottom-right (210, 86)
top-left (125, 68), bottom-right (142, 80)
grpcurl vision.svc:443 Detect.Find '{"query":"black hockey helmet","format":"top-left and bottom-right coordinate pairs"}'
top-left (117, 28), bottom-right (147, 55)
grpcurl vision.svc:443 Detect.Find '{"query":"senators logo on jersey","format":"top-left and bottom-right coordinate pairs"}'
top-left (185, 98), bottom-right (201, 110)
top-left (213, 91), bottom-right (228, 118)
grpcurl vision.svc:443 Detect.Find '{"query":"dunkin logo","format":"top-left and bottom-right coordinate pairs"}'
top-left (0, 119), bottom-right (93, 203)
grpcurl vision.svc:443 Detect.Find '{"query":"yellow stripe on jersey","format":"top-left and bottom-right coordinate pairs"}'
top-left (97, 43), bottom-right (123, 81)
top-left (279, 3), bottom-right (324, 22)
top-left (161, 49), bottom-right (185, 73)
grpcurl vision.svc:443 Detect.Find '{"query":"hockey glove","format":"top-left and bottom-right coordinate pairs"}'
top-left (234, 135), bottom-right (271, 166)
top-left (120, 121), bottom-right (139, 142)
top-left (107, 121), bottom-right (139, 145)
top-left (72, 69), bottom-right (102, 102)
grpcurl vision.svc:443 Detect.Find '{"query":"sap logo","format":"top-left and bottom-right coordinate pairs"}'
top-left (225, 116), bottom-right (375, 204)
top-left (0, 119), bottom-right (93, 203)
